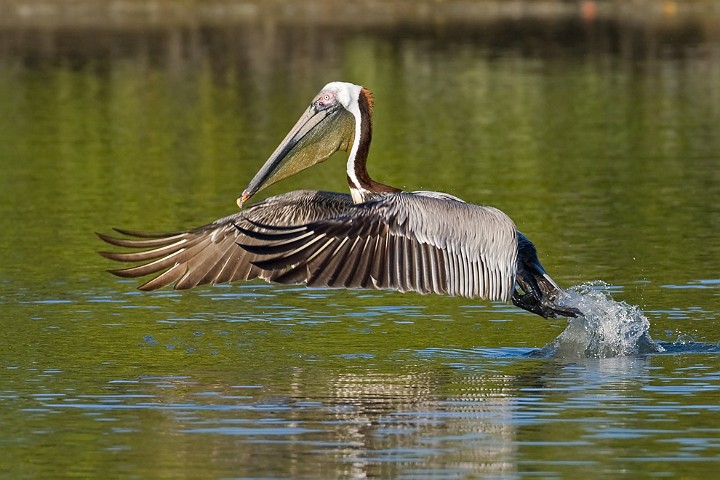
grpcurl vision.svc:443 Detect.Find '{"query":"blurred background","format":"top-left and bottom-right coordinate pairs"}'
top-left (2, 1), bottom-right (719, 74)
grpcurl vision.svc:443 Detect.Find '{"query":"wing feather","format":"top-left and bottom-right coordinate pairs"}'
top-left (139, 263), bottom-right (188, 291)
top-left (369, 234), bottom-right (387, 289)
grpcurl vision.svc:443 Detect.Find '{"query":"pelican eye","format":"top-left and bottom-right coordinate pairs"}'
top-left (314, 92), bottom-right (336, 111)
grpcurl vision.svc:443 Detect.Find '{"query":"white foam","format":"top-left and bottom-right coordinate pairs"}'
top-left (539, 281), bottom-right (664, 358)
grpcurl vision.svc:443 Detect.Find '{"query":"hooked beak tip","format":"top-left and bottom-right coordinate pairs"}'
top-left (237, 192), bottom-right (250, 208)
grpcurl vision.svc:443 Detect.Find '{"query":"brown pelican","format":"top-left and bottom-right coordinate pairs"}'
top-left (98, 82), bottom-right (579, 318)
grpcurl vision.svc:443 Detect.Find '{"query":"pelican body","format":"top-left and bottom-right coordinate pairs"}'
top-left (99, 82), bottom-right (579, 319)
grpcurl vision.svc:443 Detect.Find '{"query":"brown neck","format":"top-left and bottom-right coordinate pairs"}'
top-left (348, 87), bottom-right (400, 200)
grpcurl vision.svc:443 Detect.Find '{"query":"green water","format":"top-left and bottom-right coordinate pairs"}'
top-left (1, 9), bottom-right (719, 479)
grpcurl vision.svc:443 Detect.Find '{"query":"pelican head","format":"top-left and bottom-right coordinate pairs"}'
top-left (238, 82), bottom-right (365, 207)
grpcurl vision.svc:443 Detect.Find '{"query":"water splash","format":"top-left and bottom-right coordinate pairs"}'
top-left (536, 282), bottom-right (664, 358)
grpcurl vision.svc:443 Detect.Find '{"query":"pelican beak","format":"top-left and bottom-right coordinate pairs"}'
top-left (238, 102), bottom-right (355, 207)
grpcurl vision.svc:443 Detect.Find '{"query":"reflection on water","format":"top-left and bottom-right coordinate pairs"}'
top-left (13, 338), bottom-right (720, 479)
top-left (1, 2), bottom-right (720, 478)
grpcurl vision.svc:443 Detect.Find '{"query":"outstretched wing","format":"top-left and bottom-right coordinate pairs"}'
top-left (236, 192), bottom-right (519, 302)
top-left (98, 190), bottom-right (518, 302)
top-left (97, 190), bottom-right (355, 291)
